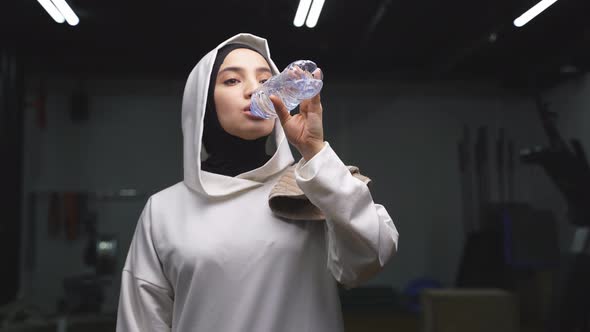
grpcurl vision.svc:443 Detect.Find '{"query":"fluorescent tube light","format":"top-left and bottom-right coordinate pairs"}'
top-left (305, 0), bottom-right (325, 28)
top-left (37, 0), bottom-right (65, 24)
top-left (50, 0), bottom-right (80, 26)
top-left (294, 0), bottom-right (313, 27)
top-left (514, 0), bottom-right (558, 27)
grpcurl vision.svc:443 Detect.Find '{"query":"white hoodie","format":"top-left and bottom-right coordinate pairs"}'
top-left (116, 33), bottom-right (399, 332)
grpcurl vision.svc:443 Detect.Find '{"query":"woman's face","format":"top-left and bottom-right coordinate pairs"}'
top-left (214, 48), bottom-right (275, 140)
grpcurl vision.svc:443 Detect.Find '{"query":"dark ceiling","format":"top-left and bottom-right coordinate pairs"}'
top-left (2, 0), bottom-right (589, 87)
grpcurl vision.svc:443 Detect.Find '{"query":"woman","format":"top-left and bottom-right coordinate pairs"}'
top-left (116, 33), bottom-right (399, 332)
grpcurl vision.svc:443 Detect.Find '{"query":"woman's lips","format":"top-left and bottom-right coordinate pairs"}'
top-left (243, 106), bottom-right (265, 120)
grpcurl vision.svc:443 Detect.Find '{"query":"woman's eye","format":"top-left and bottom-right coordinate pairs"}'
top-left (260, 79), bottom-right (268, 84)
top-left (224, 78), bottom-right (240, 85)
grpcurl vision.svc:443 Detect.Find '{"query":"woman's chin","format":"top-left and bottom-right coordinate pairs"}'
top-left (233, 125), bottom-right (274, 140)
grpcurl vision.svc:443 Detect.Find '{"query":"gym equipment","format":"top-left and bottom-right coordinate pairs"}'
top-left (520, 95), bottom-right (590, 332)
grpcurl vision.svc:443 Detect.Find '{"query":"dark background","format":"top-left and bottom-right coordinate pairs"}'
top-left (2, 0), bottom-right (590, 331)
top-left (2, 0), bottom-right (589, 81)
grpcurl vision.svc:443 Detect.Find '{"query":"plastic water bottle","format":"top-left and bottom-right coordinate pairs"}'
top-left (250, 60), bottom-right (323, 119)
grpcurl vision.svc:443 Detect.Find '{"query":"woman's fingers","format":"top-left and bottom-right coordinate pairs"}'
top-left (269, 95), bottom-right (291, 125)
top-left (300, 93), bottom-right (322, 114)
top-left (310, 93), bottom-right (321, 106)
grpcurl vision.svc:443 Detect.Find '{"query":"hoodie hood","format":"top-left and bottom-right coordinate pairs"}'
top-left (182, 33), bottom-right (295, 197)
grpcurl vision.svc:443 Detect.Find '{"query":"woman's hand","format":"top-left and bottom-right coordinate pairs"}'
top-left (270, 93), bottom-right (325, 161)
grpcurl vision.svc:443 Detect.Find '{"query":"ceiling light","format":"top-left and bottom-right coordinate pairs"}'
top-left (305, 0), bottom-right (325, 28)
top-left (513, 0), bottom-right (558, 27)
top-left (37, 0), bottom-right (65, 24)
top-left (488, 32), bottom-right (498, 43)
top-left (50, 0), bottom-right (80, 26)
top-left (294, 0), bottom-right (313, 27)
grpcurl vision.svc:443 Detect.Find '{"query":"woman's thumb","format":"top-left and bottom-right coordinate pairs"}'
top-left (270, 95), bottom-right (290, 125)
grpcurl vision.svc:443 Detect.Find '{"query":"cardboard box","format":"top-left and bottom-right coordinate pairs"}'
top-left (421, 289), bottom-right (519, 332)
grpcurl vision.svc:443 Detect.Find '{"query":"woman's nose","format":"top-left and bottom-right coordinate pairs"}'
top-left (244, 79), bottom-right (261, 99)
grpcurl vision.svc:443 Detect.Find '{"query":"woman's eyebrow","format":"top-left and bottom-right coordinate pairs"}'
top-left (257, 67), bottom-right (272, 74)
top-left (218, 66), bottom-right (272, 75)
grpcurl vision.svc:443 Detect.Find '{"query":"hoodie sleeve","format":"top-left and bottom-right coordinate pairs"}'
top-left (294, 142), bottom-right (399, 288)
top-left (117, 198), bottom-right (174, 332)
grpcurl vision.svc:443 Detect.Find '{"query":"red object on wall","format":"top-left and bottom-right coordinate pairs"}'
top-left (31, 79), bottom-right (47, 130)
top-left (63, 192), bottom-right (79, 241)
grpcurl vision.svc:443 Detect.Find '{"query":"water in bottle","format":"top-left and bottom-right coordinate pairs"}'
top-left (250, 60), bottom-right (323, 119)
